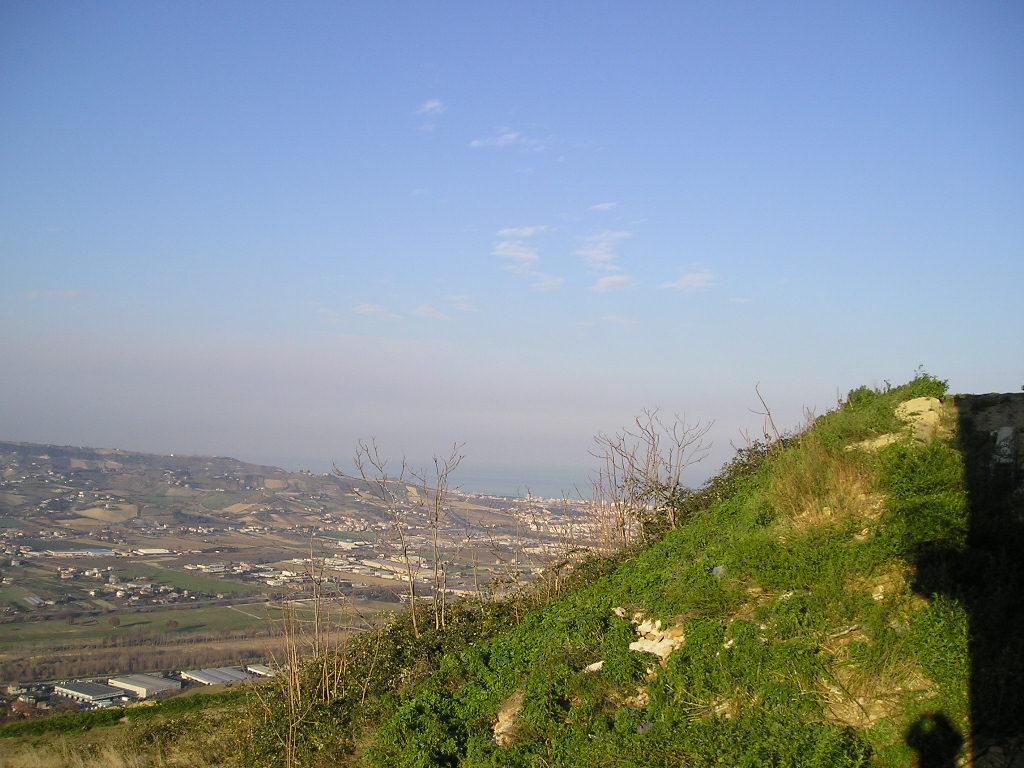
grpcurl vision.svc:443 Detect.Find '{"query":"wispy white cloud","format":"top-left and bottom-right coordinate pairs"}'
top-left (469, 127), bottom-right (548, 151)
top-left (353, 303), bottom-right (402, 321)
top-left (492, 240), bottom-right (539, 266)
top-left (590, 202), bottom-right (618, 211)
top-left (315, 305), bottom-right (344, 323)
top-left (415, 99), bottom-right (445, 116)
top-left (660, 270), bottom-right (718, 292)
top-left (412, 304), bottom-right (448, 320)
top-left (729, 297), bottom-right (753, 304)
top-left (446, 294), bottom-right (480, 313)
top-left (592, 274), bottom-right (634, 293)
top-left (577, 314), bottom-right (638, 327)
top-left (415, 99), bottom-right (446, 132)
top-left (493, 238), bottom-right (563, 292)
top-left (575, 230), bottom-right (631, 272)
top-left (602, 314), bottom-right (637, 326)
top-left (497, 225), bottom-right (549, 238)
top-left (528, 273), bottom-right (564, 291)
top-left (27, 289), bottom-right (82, 300)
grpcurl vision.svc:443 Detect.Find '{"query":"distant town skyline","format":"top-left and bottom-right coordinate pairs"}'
top-left (2, 2), bottom-right (1021, 497)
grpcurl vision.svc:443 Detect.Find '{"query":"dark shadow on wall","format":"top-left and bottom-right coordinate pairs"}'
top-left (909, 394), bottom-right (1024, 764)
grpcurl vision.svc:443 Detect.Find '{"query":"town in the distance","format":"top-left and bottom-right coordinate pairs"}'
top-left (0, 440), bottom-right (601, 720)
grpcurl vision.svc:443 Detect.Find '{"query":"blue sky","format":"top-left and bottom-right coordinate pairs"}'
top-left (2, 1), bottom-right (1021, 496)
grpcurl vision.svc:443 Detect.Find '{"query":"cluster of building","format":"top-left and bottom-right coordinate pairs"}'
top-left (6, 664), bottom-right (276, 713)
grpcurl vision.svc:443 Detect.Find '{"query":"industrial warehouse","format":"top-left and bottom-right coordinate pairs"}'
top-left (107, 673), bottom-right (183, 699)
top-left (179, 666), bottom-right (254, 686)
top-left (6, 665), bottom-right (267, 716)
top-left (53, 681), bottom-right (125, 707)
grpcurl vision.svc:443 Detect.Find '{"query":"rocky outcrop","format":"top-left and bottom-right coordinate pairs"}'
top-left (849, 396), bottom-right (949, 452)
top-left (612, 607), bottom-right (686, 661)
top-left (492, 688), bottom-right (525, 746)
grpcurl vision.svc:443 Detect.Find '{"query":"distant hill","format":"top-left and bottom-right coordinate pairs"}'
top-left (0, 441), bottom-right (286, 476)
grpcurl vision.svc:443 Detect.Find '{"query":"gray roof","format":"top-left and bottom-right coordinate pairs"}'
top-left (181, 667), bottom-right (253, 685)
top-left (55, 681), bottom-right (123, 700)
top-left (108, 674), bottom-right (181, 693)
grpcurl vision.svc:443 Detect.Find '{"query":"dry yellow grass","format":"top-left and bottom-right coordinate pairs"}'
top-left (767, 433), bottom-right (881, 532)
top-left (0, 740), bottom-right (149, 768)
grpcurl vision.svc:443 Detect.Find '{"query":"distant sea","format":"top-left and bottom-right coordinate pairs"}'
top-left (242, 453), bottom-right (717, 501)
top-left (238, 455), bottom-right (589, 500)
top-left (451, 464), bottom-right (591, 500)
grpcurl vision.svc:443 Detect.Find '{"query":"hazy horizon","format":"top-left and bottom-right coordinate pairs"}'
top-left (2, 2), bottom-right (1020, 490)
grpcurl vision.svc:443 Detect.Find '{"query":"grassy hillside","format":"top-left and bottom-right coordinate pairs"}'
top-left (342, 375), bottom-right (966, 768)
top-left (5, 373), bottom-right (1019, 768)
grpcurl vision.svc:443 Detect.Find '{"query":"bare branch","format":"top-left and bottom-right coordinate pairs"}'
top-left (590, 409), bottom-right (712, 545)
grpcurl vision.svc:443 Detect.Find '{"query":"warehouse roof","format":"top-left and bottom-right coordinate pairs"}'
top-left (54, 681), bottom-right (123, 701)
top-left (108, 674), bottom-right (181, 693)
top-left (181, 667), bottom-right (253, 685)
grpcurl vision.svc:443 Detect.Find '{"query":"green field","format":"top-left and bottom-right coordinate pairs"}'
top-left (117, 565), bottom-right (265, 596)
top-left (0, 596), bottom-right (395, 653)
top-left (0, 567), bottom-right (76, 606)
top-left (0, 602), bottom-right (273, 650)
top-left (0, 583), bottom-right (35, 610)
top-left (76, 503), bottom-right (138, 523)
top-left (199, 492), bottom-right (251, 510)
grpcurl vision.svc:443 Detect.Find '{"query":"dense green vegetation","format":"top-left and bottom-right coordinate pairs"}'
top-left (3, 373), bottom-right (1001, 768)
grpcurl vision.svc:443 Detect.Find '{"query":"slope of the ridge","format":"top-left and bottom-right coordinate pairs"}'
top-left (355, 374), bottom-right (974, 768)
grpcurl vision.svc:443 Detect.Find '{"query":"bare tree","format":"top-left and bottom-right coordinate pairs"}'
top-left (412, 443), bottom-right (464, 630)
top-left (751, 382), bottom-right (782, 444)
top-left (591, 409), bottom-right (712, 548)
top-left (350, 439), bottom-right (422, 637)
top-left (254, 569), bottom-right (358, 768)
